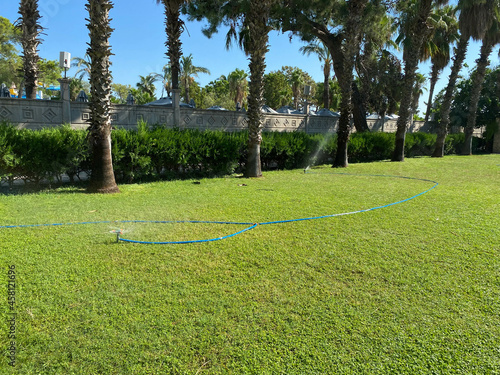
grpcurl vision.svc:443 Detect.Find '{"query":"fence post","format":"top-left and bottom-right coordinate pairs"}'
top-left (58, 78), bottom-right (71, 125)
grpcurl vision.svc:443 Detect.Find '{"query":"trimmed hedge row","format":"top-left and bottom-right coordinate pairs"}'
top-left (0, 122), bottom-right (486, 185)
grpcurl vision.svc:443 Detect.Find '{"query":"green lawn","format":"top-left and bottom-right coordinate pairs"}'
top-left (1, 155), bottom-right (499, 374)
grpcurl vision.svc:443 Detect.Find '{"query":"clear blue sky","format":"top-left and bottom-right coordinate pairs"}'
top-left (2, 0), bottom-right (499, 115)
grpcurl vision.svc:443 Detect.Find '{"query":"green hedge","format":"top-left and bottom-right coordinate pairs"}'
top-left (0, 122), bottom-right (487, 186)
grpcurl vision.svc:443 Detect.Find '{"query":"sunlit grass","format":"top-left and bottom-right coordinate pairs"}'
top-left (0, 155), bottom-right (499, 374)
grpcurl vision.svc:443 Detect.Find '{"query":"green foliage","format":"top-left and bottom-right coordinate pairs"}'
top-left (434, 67), bottom-right (500, 130)
top-left (0, 122), bottom-right (489, 187)
top-left (111, 83), bottom-right (133, 104)
top-left (37, 59), bottom-right (63, 86)
top-left (0, 123), bottom-right (89, 186)
top-left (0, 16), bottom-right (22, 89)
top-left (128, 88), bottom-right (155, 105)
top-left (314, 79), bottom-right (341, 111)
top-left (263, 71), bottom-right (293, 109)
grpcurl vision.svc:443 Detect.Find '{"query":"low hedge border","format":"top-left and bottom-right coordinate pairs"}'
top-left (0, 122), bottom-right (486, 186)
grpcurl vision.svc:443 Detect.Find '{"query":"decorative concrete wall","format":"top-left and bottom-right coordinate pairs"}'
top-left (0, 97), bottom-right (432, 134)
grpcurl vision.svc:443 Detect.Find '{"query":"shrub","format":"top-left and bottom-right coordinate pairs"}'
top-left (0, 120), bottom-right (492, 187)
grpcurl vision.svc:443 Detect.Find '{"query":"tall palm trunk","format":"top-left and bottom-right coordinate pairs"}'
top-left (323, 63), bottom-right (330, 109)
top-left (424, 63), bottom-right (441, 123)
top-left (462, 40), bottom-right (493, 155)
top-left (351, 81), bottom-right (369, 132)
top-left (333, 0), bottom-right (368, 168)
top-left (184, 78), bottom-right (190, 103)
top-left (245, 0), bottom-right (271, 178)
top-left (392, 0), bottom-right (433, 162)
top-left (432, 35), bottom-right (469, 157)
top-left (18, 0), bottom-right (42, 100)
top-left (162, 0), bottom-right (183, 90)
top-left (86, 0), bottom-right (119, 194)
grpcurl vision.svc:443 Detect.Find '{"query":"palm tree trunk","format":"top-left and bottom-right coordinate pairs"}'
top-left (323, 63), bottom-right (330, 109)
top-left (462, 40), bottom-right (493, 155)
top-left (424, 63), bottom-right (440, 123)
top-left (432, 35), bottom-right (469, 157)
top-left (18, 0), bottom-right (42, 100)
top-left (184, 80), bottom-right (190, 103)
top-left (245, 0), bottom-right (271, 178)
top-left (86, 0), bottom-right (119, 194)
top-left (333, 0), bottom-right (368, 168)
top-left (164, 0), bottom-right (183, 90)
top-left (392, 0), bottom-right (433, 162)
top-left (351, 81), bottom-right (369, 132)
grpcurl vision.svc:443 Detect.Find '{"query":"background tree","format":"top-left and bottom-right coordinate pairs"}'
top-left (228, 68), bottom-right (248, 109)
top-left (86, 0), bottom-right (120, 194)
top-left (0, 16), bottom-right (22, 91)
top-left (184, 0), bottom-right (275, 177)
top-left (263, 70), bottom-right (293, 109)
top-left (288, 67), bottom-right (304, 109)
top-left (423, 5), bottom-right (459, 122)
top-left (280, 66), bottom-right (316, 110)
top-left (128, 87), bottom-right (156, 105)
top-left (136, 74), bottom-right (157, 98)
top-left (111, 83), bottom-right (132, 103)
top-left (37, 58), bottom-right (62, 98)
top-left (433, 0), bottom-right (494, 157)
top-left (70, 78), bottom-right (90, 101)
top-left (197, 76), bottom-right (234, 108)
top-left (314, 78), bottom-right (342, 111)
top-left (72, 55), bottom-right (92, 81)
top-left (17, 0), bottom-right (43, 99)
top-left (150, 64), bottom-right (172, 97)
top-left (392, 0), bottom-right (443, 162)
top-left (278, 0), bottom-right (377, 166)
top-left (300, 40), bottom-right (333, 109)
top-left (433, 66), bottom-right (499, 148)
top-left (462, 1), bottom-right (500, 154)
top-left (179, 54), bottom-right (210, 103)
top-left (361, 50), bottom-right (403, 117)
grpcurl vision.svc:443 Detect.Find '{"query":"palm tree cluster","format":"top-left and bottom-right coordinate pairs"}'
top-left (14, 0), bottom-right (500, 191)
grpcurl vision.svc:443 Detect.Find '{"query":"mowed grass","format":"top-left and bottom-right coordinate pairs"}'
top-left (0, 155), bottom-right (499, 374)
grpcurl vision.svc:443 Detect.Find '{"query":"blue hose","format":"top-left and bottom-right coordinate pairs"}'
top-left (0, 172), bottom-right (438, 244)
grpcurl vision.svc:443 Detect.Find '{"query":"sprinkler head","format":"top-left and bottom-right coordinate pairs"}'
top-left (110, 229), bottom-right (123, 243)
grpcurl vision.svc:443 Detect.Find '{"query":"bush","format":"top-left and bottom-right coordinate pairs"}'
top-left (0, 121), bottom-right (491, 187)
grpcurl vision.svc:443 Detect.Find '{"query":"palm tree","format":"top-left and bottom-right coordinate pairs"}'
top-left (289, 68), bottom-right (304, 109)
top-left (182, 0), bottom-right (272, 176)
top-left (462, 1), bottom-right (500, 155)
top-left (72, 55), bottom-right (92, 81)
top-left (150, 64), bottom-right (172, 97)
top-left (423, 5), bottom-right (459, 123)
top-left (180, 54), bottom-right (210, 103)
top-left (411, 73), bottom-right (427, 118)
top-left (433, 0), bottom-right (495, 157)
top-left (136, 74), bottom-right (157, 98)
top-left (227, 68), bottom-right (248, 108)
top-left (156, 0), bottom-right (184, 91)
top-left (300, 40), bottom-right (332, 109)
top-left (17, 0), bottom-right (42, 100)
top-left (334, 0), bottom-right (369, 168)
top-left (86, 0), bottom-right (119, 194)
top-left (242, 0), bottom-right (273, 177)
top-left (392, 0), bottom-right (444, 162)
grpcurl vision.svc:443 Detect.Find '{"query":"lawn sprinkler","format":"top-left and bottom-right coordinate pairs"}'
top-left (304, 166), bottom-right (310, 174)
top-left (110, 229), bottom-right (124, 243)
